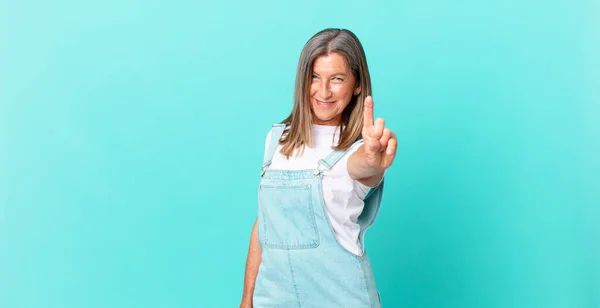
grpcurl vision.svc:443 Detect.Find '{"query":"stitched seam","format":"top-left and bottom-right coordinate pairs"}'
top-left (286, 251), bottom-right (302, 308)
top-left (307, 183), bottom-right (320, 250)
top-left (262, 242), bottom-right (319, 249)
top-left (358, 258), bottom-right (376, 307)
top-left (321, 139), bottom-right (362, 169)
top-left (260, 186), bottom-right (310, 191)
top-left (323, 152), bottom-right (342, 168)
top-left (259, 184), bottom-right (320, 250)
top-left (264, 125), bottom-right (286, 168)
top-left (315, 180), bottom-right (366, 259)
top-left (320, 160), bottom-right (332, 169)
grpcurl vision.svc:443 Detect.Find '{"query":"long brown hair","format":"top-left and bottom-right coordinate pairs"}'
top-left (279, 28), bottom-right (372, 158)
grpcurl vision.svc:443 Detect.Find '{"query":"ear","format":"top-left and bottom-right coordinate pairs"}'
top-left (354, 84), bottom-right (361, 96)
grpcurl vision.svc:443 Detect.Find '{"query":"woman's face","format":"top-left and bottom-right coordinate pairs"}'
top-left (309, 52), bottom-right (360, 126)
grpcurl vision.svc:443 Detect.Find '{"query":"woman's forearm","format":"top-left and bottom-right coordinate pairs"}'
top-left (347, 145), bottom-right (385, 187)
top-left (240, 218), bottom-right (262, 307)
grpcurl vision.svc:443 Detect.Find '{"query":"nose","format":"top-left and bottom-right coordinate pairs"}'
top-left (319, 80), bottom-right (332, 99)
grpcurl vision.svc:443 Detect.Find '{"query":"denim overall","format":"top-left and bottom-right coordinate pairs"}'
top-left (253, 124), bottom-right (384, 308)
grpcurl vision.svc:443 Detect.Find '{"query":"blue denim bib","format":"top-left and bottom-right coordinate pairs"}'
top-left (253, 124), bottom-right (384, 307)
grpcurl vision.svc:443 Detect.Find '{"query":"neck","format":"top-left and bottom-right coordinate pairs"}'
top-left (312, 115), bottom-right (341, 126)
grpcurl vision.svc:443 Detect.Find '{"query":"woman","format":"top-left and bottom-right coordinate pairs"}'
top-left (241, 28), bottom-right (397, 308)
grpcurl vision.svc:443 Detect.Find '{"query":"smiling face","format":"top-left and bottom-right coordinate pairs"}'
top-left (310, 52), bottom-right (361, 126)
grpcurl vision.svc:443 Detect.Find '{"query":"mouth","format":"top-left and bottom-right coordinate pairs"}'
top-left (315, 100), bottom-right (335, 107)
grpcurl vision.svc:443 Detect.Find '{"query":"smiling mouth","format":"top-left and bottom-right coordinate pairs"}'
top-left (315, 100), bottom-right (335, 107)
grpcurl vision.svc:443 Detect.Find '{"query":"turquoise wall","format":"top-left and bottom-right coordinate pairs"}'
top-left (1, 0), bottom-right (598, 307)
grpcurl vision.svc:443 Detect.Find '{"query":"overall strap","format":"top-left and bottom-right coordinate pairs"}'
top-left (262, 124), bottom-right (286, 170)
top-left (318, 139), bottom-right (364, 170)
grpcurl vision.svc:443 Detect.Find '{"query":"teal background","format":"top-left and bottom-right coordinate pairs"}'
top-left (1, 0), bottom-right (599, 307)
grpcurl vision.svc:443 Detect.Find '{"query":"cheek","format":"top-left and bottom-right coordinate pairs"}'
top-left (331, 84), bottom-right (353, 99)
top-left (309, 83), bottom-right (318, 97)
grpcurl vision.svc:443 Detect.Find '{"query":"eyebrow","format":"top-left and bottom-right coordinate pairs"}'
top-left (312, 72), bottom-right (349, 77)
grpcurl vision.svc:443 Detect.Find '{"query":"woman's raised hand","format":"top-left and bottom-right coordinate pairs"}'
top-left (361, 96), bottom-right (398, 173)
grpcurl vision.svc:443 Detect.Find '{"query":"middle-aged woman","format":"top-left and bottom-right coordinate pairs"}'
top-left (241, 28), bottom-right (397, 308)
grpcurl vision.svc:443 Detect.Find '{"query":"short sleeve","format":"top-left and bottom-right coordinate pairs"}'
top-left (263, 128), bottom-right (273, 163)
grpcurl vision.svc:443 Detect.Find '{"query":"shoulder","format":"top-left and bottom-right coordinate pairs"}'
top-left (264, 123), bottom-right (287, 145)
top-left (264, 128), bottom-right (273, 145)
top-left (347, 139), bottom-right (365, 155)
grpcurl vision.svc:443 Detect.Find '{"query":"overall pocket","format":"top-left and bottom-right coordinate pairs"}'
top-left (258, 183), bottom-right (319, 249)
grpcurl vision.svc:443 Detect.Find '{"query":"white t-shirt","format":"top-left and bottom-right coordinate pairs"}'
top-left (263, 124), bottom-right (377, 256)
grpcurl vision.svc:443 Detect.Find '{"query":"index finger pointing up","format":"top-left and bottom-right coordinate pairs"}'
top-left (363, 96), bottom-right (374, 127)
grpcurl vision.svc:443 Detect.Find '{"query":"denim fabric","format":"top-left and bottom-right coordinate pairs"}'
top-left (253, 124), bottom-right (384, 308)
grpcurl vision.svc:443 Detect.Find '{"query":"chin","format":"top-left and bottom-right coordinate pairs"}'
top-left (313, 115), bottom-right (339, 125)
top-left (314, 113), bottom-right (331, 121)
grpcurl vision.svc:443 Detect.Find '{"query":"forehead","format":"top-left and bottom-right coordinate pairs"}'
top-left (312, 52), bottom-right (351, 74)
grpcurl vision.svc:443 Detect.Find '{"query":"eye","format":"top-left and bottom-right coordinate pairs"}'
top-left (333, 77), bottom-right (344, 82)
top-left (311, 74), bottom-right (319, 79)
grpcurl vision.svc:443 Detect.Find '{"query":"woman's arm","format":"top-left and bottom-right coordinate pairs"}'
top-left (348, 96), bottom-right (397, 187)
top-left (240, 218), bottom-right (261, 308)
top-left (348, 145), bottom-right (386, 187)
